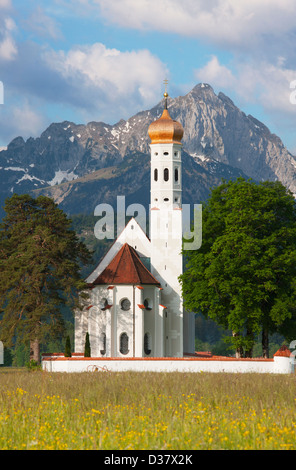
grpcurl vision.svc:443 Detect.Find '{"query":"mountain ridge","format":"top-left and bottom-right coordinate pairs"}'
top-left (0, 83), bottom-right (295, 216)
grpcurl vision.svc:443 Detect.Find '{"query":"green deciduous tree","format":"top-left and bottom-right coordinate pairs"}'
top-left (0, 194), bottom-right (92, 363)
top-left (180, 178), bottom-right (296, 358)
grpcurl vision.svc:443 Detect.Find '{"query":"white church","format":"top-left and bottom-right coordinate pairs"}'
top-left (74, 91), bottom-right (196, 358)
top-left (43, 90), bottom-right (295, 373)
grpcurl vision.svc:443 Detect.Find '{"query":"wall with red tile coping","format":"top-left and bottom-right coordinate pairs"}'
top-left (42, 354), bottom-right (274, 362)
top-left (41, 345), bottom-right (295, 374)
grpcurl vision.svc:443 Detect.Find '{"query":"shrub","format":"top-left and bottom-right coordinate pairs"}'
top-left (84, 332), bottom-right (91, 357)
top-left (65, 336), bottom-right (72, 357)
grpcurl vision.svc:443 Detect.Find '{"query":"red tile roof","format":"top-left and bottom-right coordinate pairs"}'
top-left (89, 243), bottom-right (161, 287)
top-left (273, 345), bottom-right (291, 357)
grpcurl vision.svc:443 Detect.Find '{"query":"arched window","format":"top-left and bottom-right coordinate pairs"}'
top-left (144, 298), bottom-right (152, 310)
top-left (120, 333), bottom-right (129, 355)
top-left (164, 168), bottom-right (169, 181)
top-left (154, 168), bottom-right (158, 181)
top-left (100, 298), bottom-right (108, 310)
top-left (100, 332), bottom-right (106, 355)
top-left (175, 168), bottom-right (179, 182)
top-left (144, 333), bottom-right (152, 355)
top-left (120, 298), bottom-right (131, 311)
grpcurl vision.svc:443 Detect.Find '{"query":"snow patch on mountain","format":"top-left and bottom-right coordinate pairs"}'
top-left (16, 174), bottom-right (46, 185)
top-left (48, 170), bottom-right (79, 186)
top-left (4, 166), bottom-right (26, 172)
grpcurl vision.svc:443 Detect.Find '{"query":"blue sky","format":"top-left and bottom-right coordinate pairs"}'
top-left (1, 0), bottom-right (296, 154)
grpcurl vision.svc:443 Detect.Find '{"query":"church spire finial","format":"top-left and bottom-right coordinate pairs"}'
top-left (148, 78), bottom-right (183, 145)
top-left (163, 78), bottom-right (169, 109)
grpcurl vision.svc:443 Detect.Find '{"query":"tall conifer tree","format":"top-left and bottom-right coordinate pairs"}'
top-left (0, 194), bottom-right (92, 363)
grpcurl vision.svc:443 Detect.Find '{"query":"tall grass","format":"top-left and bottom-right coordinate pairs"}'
top-left (0, 370), bottom-right (295, 450)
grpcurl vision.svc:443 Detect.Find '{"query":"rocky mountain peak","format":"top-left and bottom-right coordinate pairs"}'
top-left (0, 83), bottom-right (295, 217)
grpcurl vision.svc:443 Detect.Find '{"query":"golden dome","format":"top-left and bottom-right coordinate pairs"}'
top-left (148, 105), bottom-right (184, 145)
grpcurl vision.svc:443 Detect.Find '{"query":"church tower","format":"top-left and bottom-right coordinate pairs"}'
top-left (148, 88), bottom-right (184, 357)
top-left (74, 85), bottom-right (194, 360)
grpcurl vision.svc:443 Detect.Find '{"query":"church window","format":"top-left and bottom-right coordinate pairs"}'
top-left (100, 333), bottom-right (106, 355)
top-left (144, 333), bottom-right (152, 355)
top-left (100, 298), bottom-right (108, 310)
top-left (154, 168), bottom-right (158, 181)
top-left (164, 168), bottom-right (169, 181)
top-left (144, 298), bottom-right (152, 310)
top-left (175, 168), bottom-right (179, 182)
top-left (164, 198), bottom-right (169, 202)
top-left (120, 333), bottom-right (129, 355)
top-left (154, 152), bottom-right (158, 156)
top-left (120, 298), bottom-right (131, 311)
top-left (163, 151), bottom-right (169, 156)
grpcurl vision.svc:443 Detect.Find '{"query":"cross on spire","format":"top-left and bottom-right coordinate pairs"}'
top-left (163, 78), bottom-right (169, 109)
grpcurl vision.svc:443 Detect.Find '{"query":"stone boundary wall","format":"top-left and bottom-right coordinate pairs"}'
top-left (42, 349), bottom-right (295, 374)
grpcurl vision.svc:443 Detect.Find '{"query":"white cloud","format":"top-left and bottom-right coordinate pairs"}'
top-left (1, 0), bottom-right (295, 147)
top-left (195, 56), bottom-right (236, 89)
top-left (237, 62), bottom-right (296, 116)
top-left (0, 0), bottom-right (12, 8)
top-left (0, 100), bottom-right (47, 143)
top-left (44, 42), bottom-right (167, 117)
top-left (12, 102), bottom-right (46, 136)
top-left (195, 55), bottom-right (296, 122)
top-left (0, 34), bottom-right (17, 60)
top-left (24, 6), bottom-right (63, 40)
top-left (0, 16), bottom-right (17, 61)
top-left (91, 0), bottom-right (296, 48)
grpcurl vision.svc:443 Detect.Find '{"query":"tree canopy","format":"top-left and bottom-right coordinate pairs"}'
top-left (180, 178), bottom-right (296, 358)
top-left (0, 194), bottom-right (92, 363)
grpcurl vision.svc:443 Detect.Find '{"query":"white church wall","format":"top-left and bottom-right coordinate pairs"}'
top-left (76, 284), bottom-right (165, 359)
top-left (150, 207), bottom-right (183, 357)
top-left (142, 286), bottom-right (157, 357)
top-left (88, 306), bottom-right (99, 357)
top-left (87, 286), bottom-right (111, 357)
top-left (150, 143), bottom-right (182, 210)
top-left (116, 285), bottom-right (136, 358)
top-left (42, 355), bottom-right (295, 374)
top-left (74, 304), bottom-right (90, 354)
top-left (74, 309), bottom-right (84, 353)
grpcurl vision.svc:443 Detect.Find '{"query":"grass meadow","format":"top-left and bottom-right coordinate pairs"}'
top-left (0, 368), bottom-right (295, 450)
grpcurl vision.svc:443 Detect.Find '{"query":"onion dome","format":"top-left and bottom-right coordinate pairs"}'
top-left (148, 93), bottom-right (184, 145)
